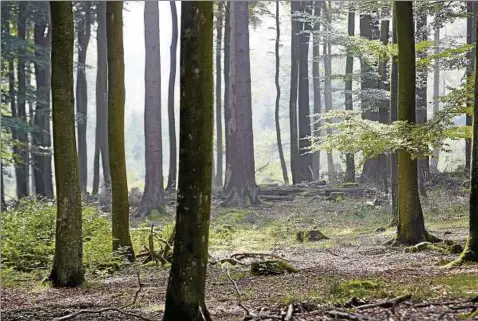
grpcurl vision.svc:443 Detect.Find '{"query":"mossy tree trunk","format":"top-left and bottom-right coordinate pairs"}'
top-left (106, 1), bottom-right (134, 260)
top-left (390, 9), bottom-right (399, 226)
top-left (223, 2), bottom-right (258, 206)
top-left (395, 1), bottom-right (435, 245)
top-left (49, 1), bottom-right (84, 287)
top-left (75, 1), bottom-right (92, 194)
top-left (275, 1), bottom-right (289, 185)
top-left (137, 1), bottom-right (166, 217)
top-left (215, 1), bottom-right (224, 188)
top-left (166, 1), bottom-right (178, 192)
top-left (312, 1), bottom-right (322, 180)
top-left (162, 2), bottom-right (213, 320)
top-left (344, 2), bottom-right (355, 183)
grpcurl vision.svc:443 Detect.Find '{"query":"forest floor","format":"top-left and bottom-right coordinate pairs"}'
top-left (2, 180), bottom-right (478, 321)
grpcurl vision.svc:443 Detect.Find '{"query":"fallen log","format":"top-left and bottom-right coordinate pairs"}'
top-left (355, 294), bottom-right (411, 310)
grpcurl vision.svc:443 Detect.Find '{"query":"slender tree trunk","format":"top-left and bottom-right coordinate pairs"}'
top-left (107, 1), bottom-right (134, 260)
top-left (223, 1), bottom-right (258, 206)
top-left (49, 1), bottom-right (84, 287)
top-left (395, 1), bottom-right (436, 245)
top-left (431, 23), bottom-right (440, 172)
top-left (166, 1), bottom-right (178, 191)
top-left (298, 2), bottom-right (313, 182)
top-left (289, 1), bottom-right (301, 184)
top-left (416, 11), bottom-right (428, 197)
top-left (312, 1), bottom-right (322, 180)
top-left (16, 1), bottom-right (29, 199)
top-left (75, 1), bottom-right (91, 193)
top-left (390, 9), bottom-right (399, 226)
top-left (214, 1), bottom-right (224, 188)
top-left (223, 2), bottom-right (231, 191)
top-left (1, 162), bottom-right (5, 209)
top-left (33, 5), bottom-right (54, 199)
top-left (275, 2), bottom-right (289, 185)
top-left (344, 2), bottom-right (355, 183)
top-left (162, 3), bottom-right (214, 320)
top-left (465, 2), bottom-right (476, 175)
top-left (137, 1), bottom-right (166, 217)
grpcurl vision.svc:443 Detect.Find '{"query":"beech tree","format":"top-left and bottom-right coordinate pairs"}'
top-left (289, 1), bottom-right (300, 184)
top-left (312, 1), bottom-right (322, 179)
top-left (162, 2), bottom-right (213, 320)
top-left (215, 1), bottom-right (224, 188)
top-left (137, 1), bottom-right (166, 217)
top-left (344, 2), bottom-right (355, 183)
top-left (49, 0), bottom-right (84, 287)
top-left (106, 1), bottom-right (134, 259)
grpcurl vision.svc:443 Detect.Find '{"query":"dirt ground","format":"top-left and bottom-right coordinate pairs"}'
top-left (2, 185), bottom-right (478, 321)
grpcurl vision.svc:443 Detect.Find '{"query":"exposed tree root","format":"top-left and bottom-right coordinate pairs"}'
top-left (387, 232), bottom-right (442, 247)
top-left (136, 225), bottom-right (173, 265)
top-left (446, 238), bottom-right (478, 268)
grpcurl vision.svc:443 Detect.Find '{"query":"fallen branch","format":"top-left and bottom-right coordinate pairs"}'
top-left (355, 294), bottom-right (411, 310)
top-left (327, 310), bottom-right (363, 321)
top-left (284, 304), bottom-right (294, 321)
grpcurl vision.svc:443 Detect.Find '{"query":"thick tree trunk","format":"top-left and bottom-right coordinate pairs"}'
top-left (49, 1), bottom-right (84, 287)
top-left (431, 23), bottom-right (440, 172)
top-left (16, 1), bottom-right (29, 199)
top-left (344, 3), bottom-right (355, 183)
top-left (395, 1), bottom-right (435, 245)
top-left (416, 11), bottom-right (428, 197)
top-left (223, 2), bottom-right (258, 206)
top-left (298, 2), bottom-right (313, 182)
top-left (166, 1), bottom-right (178, 191)
top-left (312, 1), bottom-right (322, 180)
top-left (289, 1), bottom-right (301, 184)
top-left (215, 2), bottom-right (224, 188)
top-left (137, 1), bottom-right (166, 217)
top-left (75, 1), bottom-right (91, 193)
top-left (390, 10), bottom-right (399, 226)
top-left (275, 2), bottom-right (289, 185)
top-left (33, 5), bottom-right (54, 200)
top-left (107, 1), bottom-right (134, 260)
top-left (223, 2), bottom-right (231, 191)
top-left (162, 3), bottom-right (214, 320)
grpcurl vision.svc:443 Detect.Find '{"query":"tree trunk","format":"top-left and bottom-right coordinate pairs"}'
top-left (75, 1), bottom-right (91, 194)
top-left (166, 1), bottom-right (178, 191)
top-left (465, 2), bottom-right (476, 175)
top-left (215, 1), bottom-right (224, 188)
top-left (323, 1), bottom-right (336, 179)
top-left (416, 10), bottom-right (428, 197)
top-left (107, 1), bottom-right (134, 260)
top-left (430, 22), bottom-right (440, 172)
top-left (33, 4), bottom-right (54, 200)
top-left (312, 1), bottom-right (322, 180)
top-left (162, 2), bottom-right (213, 320)
top-left (289, 1), bottom-right (301, 184)
top-left (390, 9), bottom-right (399, 226)
top-left (223, 2), bottom-right (231, 191)
top-left (49, 1), bottom-right (84, 287)
top-left (136, 1), bottom-right (166, 218)
top-left (298, 2), bottom-right (313, 182)
top-left (223, 1), bottom-right (258, 206)
top-left (16, 1), bottom-right (29, 199)
top-left (395, 1), bottom-right (435, 245)
top-left (275, 2), bottom-right (289, 185)
top-left (344, 2), bottom-right (355, 183)
top-left (1, 162), bottom-right (5, 209)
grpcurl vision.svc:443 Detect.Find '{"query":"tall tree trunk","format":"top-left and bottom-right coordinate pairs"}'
top-left (312, 1), bottom-right (322, 180)
top-left (416, 10), bottom-right (428, 197)
top-left (431, 22), bottom-right (440, 172)
top-left (1, 162), bottom-right (5, 209)
top-left (107, 1), bottom-right (134, 260)
top-left (33, 4), bottom-right (54, 199)
top-left (344, 2), bottom-right (355, 183)
top-left (323, 1), bottom-right (336, 179)
top-left (275, 2), bottom-right (289, 185)
top-left (390, 9), bottom-right (399, 226)
top-left (298, 2), bottom-right (313, 182)
top-left (16, 1), bottom-right (29, 199)
top-left (289, 1), bottom-right (301, 184)
top-left (75, 1), bottom-right (91, 193)
top-left (465, 2), bottom-right (476, 175)
top-left (136, 1), bottom-right (166, 217)
top-left (215, 1), bottom-right (224, 188)
top-left (223, 2), bottom-right (231, 190)
top-left (162, 2), bottom-right (214, 320)
top-left (49, 1), bottom-right (84, 287)
top-left (223, 1), bottom-right (258, 206)
top-left (166, 1), bottom-right (178, 191)
top-left (395, 1), bottom-right (436, 245)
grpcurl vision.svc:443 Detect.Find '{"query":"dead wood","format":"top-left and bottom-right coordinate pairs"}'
top-left (259, 195), bottom-right (295, 202)
top-left (284, 304), bottom-right (294, 321)
top-left (354, 294), bottom-right (412, 310)
top-left (327, 310), bottom-right (364, 320)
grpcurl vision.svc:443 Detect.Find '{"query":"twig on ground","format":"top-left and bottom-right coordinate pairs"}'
top-left (414, 300), bottom-right (467, 308)
top-left (284, 304), bottom-right (294, 321)
top-left (225, 267), bottom-right (250, 316)
top-left (355, 294), bottom-right (411, 310)
top-left (327, 310), bottom-right (363, 320)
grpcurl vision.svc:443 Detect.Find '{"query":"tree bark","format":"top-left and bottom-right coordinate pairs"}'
top-left (431, 22), bottom-right (440, 172)
top-left (395, 1), bottom-right (434, 245)
top-left (312, 1), bottom-right (322, 180)
top-left (75, 1), bottom-right (92, 193)
top-left (162, 2), bottom-right (214, 320)
top-left (215, 1), bottom-right (224, 188)
top-left (223, 2), bottom-right (231, 191)
top-left (136, 1), bottom-right (166, 217)
top-left (223, 1), bottom-right (258, 206)
top-left (107, 1), bottom-right (134, 260)
top-left (390, 9), bottom-right (399, 226)
top-left (33, 3), bottom-right (54, 199)
top-left (49, 1), bottom-right (84, 287)
top-left (289, 1), bottom-right (301, 184)
top-left (344, 2), bottom-right (355, 183)
top-left (465, 2), bottom-right (477, 175)
top-left (166, 1), bottom-right (178, 191)
top-left (275, 1), bottom-right (289, 185)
